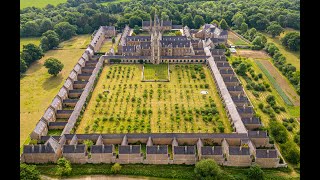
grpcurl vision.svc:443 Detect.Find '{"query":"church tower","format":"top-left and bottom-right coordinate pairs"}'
top-left (150, 13), bottom-right (162, 64)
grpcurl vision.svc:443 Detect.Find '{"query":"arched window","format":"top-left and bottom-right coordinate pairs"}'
top-left (184, 60), bottom-right (186, 62)
top-left (180, 60), bottom-right (182, 62)
top-left (130, 60), bottom-right (132, 62)
top-left (200, 60), bottom-right (203, 62)
top-left (169, 60), bottom-right (171, 63)
top-left (126, 60), bottom-right (128, 62)
top-left (196, 60), bottom-right (198, 62)
top-left (191, 60), bottom-right (193, 62)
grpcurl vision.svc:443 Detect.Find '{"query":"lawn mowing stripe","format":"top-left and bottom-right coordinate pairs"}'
top-left (255, 60), bottom-right (293, 106)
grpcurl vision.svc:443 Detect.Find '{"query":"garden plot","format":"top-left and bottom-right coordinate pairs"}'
top-left (76, 64), bottom-right (232, 134)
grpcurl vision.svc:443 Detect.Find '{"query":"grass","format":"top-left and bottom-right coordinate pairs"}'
top-left (101, 0), bottom-right (132, 6)
top-left (20, 0), bottom-right (67, 9)
top-left (35, 163), bottom-right (299, 179)
top-left (20, 35), bottom-right (91, 147)
top-left (143, 64), bottom-right (169, 81)
top-left (261, 28), bottom-right (300, 70)
top-left (98, 41), bottom-right (113, 53)
top-left (227, 30), bottom-right (251, 46)
top-left (255, 60), bottom-right (293, 106)
top-left (20, 37), bottom-right (40, 52)
top-left (47, 129), bottom-right (63, 136)
top-left (76, 64), bottom-right (232, 134)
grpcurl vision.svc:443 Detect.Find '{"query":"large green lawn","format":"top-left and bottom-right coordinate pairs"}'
top-left (20, 0), bottom-right (67, 9)
top-left (262, 28), bottom-right (300, 70)
top-left (20, 35), bottom-right (91, 147)
top-left (143, 64), bottom-right (169, 81)
top-left (76, 64), bottom-right (232, 134)
top-left (20, 37), bottom-right (40, 52)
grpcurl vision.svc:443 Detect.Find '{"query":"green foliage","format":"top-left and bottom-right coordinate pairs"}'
top-left (211, 20), bottom-right (220, 26)
top-left (194, 159), bottom-right (222, 179)
top-left (219, 19), bottom-right (229, 30)
top-left (182, 13), bottom-right (194, 29)
top-left (281, 32), bottom-right (300, 51)
top-left (20, 163), bottom-right (40, 180)
top-left (194, 15), bottom-right (205, 29)
top-left (44, 58), bottom-right (64, 76)
top-left (267, 22), bottom-right (284, 37)
top-left (112, 36), bottom-right (116, 44)
top-left (175, 31), bottom-right (182, 36)
top-left (269, 120), bottom-right (288, 144)
top-left (111, 163), bottom-right (122, 174)
top-left (133, 25), bottom-right (140, 34)
top-left (20, 57), bottom-right (28, 74)
top-left (246, 165), bottom-right (264, 180)
top-left (20, 43), bottom-right (44, 66)
top-left (240, 22), bottom-right (248, 34)
top-left (232, 12), bottom-right (245, 29)
top-left (54, 22), bottom-right (77, 40)
top-left (56, 157), bottom-right (72, 176)
top-left (40, 30), bottom-right (60, 51)
top-left (252, 36), bottom-right (265, 50)
top-left (129, 16), bottom-right (142, 28)
top-left (280, 141), bottom-right (300, 164)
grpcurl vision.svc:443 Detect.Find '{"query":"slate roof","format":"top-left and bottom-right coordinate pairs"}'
top-left (256, 149), bottom-right (278, 158)
top-left (162, 36), bottom-right (188, 41)
top-left (126, 36), bottom-right (151, 42)
top-left (160, 40), bottom-right (191, 47)
top-left (142, 21), bottom-right (151, 27)
top-left (174, 146), bottom-right (195, 154)
top-left (223, 76), bottom-right (239, 82)
top-left (23, 141), bottom-right (58, 154)
top-left (119, 145), bottom-right (141, 154)
top-left (163, 21), bottom-right (172, 26)
top-left (172, 25), bottom-right (183, 29)
top-left (91, 145), bottom-right (113, 153)
top-left (140, 42), bottom-right (151, 49)
top-left (242, 117), bottom-right (261, 125)
top-left (63, 144), bottom-right (86, 153)
top-left (236, 106), bottom-right (254, 114)
top-left (147, 145), bottom-right (168, 154)
top-left (48, 121), bottom-right (68, 127)
top-left (229, 146), bottom-right (250, 155)
top-left (220, 69), bottom-right (234, 74)
top-left (248, 131), bottom-right (268, 138)
top-left (123, 46), bottom-right (137, 52)
top-left (216, 62), bottom-right (231, 67)
top-left (227, 86), bottom-right (243, 91)
top-left (201, 146), bottom-right (223, 155)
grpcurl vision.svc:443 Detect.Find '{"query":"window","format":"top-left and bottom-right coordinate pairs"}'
top-left (169, 60), bottom-right (171, 63)
top-left (196, 60), bottom-right (198, 62)
top-left (200, 60), bottom-right (203, 62)
top-left (191, 60), bottom-right (193, 62)
top-left (184, 60), bottom-right (186, 62)
top-left (130, 60), bottom-right (132, 62)
top-left (180, 60), bottom-right (182, 62)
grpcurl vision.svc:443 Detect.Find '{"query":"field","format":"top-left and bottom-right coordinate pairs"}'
top-left (227, 31), bottom-right (251, 46)
top-left (20, 0), bottom-right (67, 9)
top-left (261, 28), bottom-right (300, 70)
top-left (76, 64), bottom-right (232, 134)
top-left (143, 64), bottom-right (169, 81)
top-left (20, 37), bottom-right (40, 52)
top-left (20, 35), bottom-right (91, 147)
top-left (236, 50), bottom-right (271, 60)
top-left (101, 0), bottom-right (132, 5)
top-left (256, 60), bottom-right (300, 106)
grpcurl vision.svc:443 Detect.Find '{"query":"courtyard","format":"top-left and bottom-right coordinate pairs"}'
top-left (76, 64), bottom-right (232, 134)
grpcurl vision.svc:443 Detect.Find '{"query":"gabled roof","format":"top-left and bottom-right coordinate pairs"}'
top-left (201, 146), bottom-right (223, 155)
top-left (174, 146), bottom-right (195, 154)
top-left (96, 135), bottom-right (103, 145)
top-left (62, 144), bottom-right (86, 153)
top-left (256, 149), bottom-right (278, 158)
top-left (91, 145), bottom-right (113, 154)
top-left (119, 145), bottom-right (140, 154)
top-left (229, 146), bottom-right (250, 155)
top-left (147, 145), bottom-right (168, 154)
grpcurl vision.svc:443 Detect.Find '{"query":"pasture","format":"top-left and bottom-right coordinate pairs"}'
top-left (20, 37), bottom-right (40, 52)
top-left (20, 0), bottom-right (67, 9)
top-left (20, 35), bottom-right (91, 146)
top-left (76, 64), bottom-right (232, 134)
top-left (227, 31), bottom-right (251, 46)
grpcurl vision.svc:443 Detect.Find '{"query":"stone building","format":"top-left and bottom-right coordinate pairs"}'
top-left (145, 145), bottom-right (170, 164)
top-left (118, 145), bottom-right (143, 164)
top-left (255, 149), bottom-right (280, 168)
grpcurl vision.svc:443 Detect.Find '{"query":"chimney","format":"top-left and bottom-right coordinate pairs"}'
top-left (130, 145), bottom-right (132, 153)
top-left (240, 146), bottom-right (242, 151)
top-left (185, 146), bottom-right (187, 153)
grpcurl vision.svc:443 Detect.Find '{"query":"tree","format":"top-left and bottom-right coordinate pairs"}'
top-left (175, 31), bottom-right (182, 36)
top-left (247, 165), bottom-right (264, 180)
top-left (112, 36), bottom-right (116, 44)
top-left (21, 21), bottom-right (40, 37)
top-left (111, 163), bottom-right (122, 174)
top-left (129, 16), bottom-right (142, 28)
top-left (56, 157), bottom-right (72, 176)
top-left (20, 163), bottom-right (40, 180)
top-left (252, 36), bottom-right (265, 50)
top-left (54, 22), bottom-right (77, 40)
top-left (40, 18), bottom-right (53, 34)
top-left (20, 57), bottom-right (28, 74)
top-left (40, 30), bottom-right (60, 51)
top-left (281, 32), bottom-right (300, 51)
top-left (133, 25), bottom-right (140, 34)
top-left (194, 159), bottom-right (222, 179)
top-left (194, 15), bottom-right (205, 29)
top-left (232, 13), bottom-right (245, 29)
top-left (211, 20), bottom-right (220, 26)
top-left (20, 44), bottom-right (44, 66)
top-left (269, 120), bottom-right (288, 143)
top-left (267, 22), bottom-right (284, 37)
top-left (280, 141), bottom-right (300, 164)
top-left (220, 19), bottom-right (229, 30)
top-left (182, 14), bottom-right (194, 29)
top-left (236, 63), bottom-right (248, 76)
top-left (240, 22), bottom-right (248, 34)
top-left (44, 58), bottom-right (64, 76)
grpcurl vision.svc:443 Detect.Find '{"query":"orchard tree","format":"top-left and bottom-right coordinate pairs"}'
top-left (54, 22), bottom-right (77, 40)
top-left (20, 163), bottom-right (40, 180)
top-left (44, 58), bottom-right (64, 76)
top-left (269, 120), bottom-right (288, 143)
top-left (219, 19), bottom-right (229, 30)
top-left (40, 30), bottom-right (60, 51)
top-left (194, 15), bottom-right (205, 29)
top-left (267, 22), bottom-right (284, 37)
